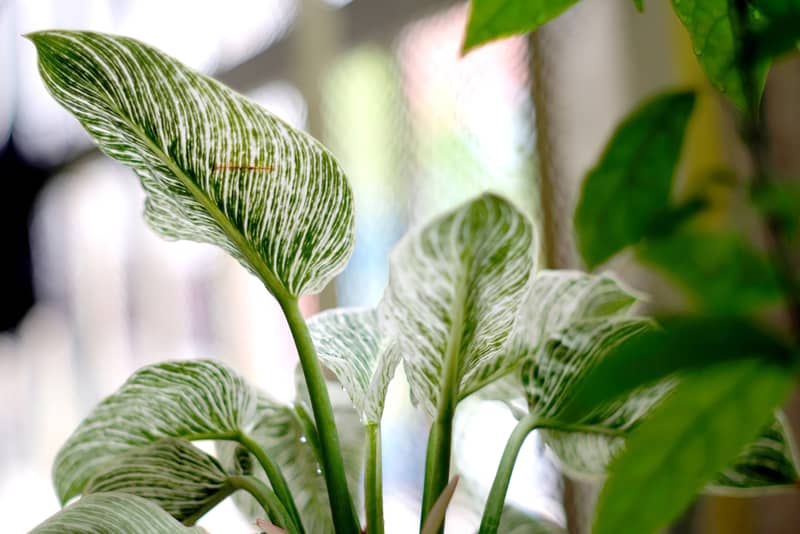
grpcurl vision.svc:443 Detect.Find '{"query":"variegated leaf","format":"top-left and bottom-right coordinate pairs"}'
top-left (479, 270), bottom-right (640, 410)
top-left (83, 438), bottom-right (231, 524)
top-left (31, 493), bottom-right (204, 533)
top-left (54, 359), bottom-right (256, 504)
top-left (530, 320), bottom-right (799, 491)
top-left (379, 193), bottom-right (536, 418)
top-left (308, 308), bottom-right (399, 424)
top-left (220, 382), bottom-right (364, 534)
top-left (29, 30), bottom-right (354, 299)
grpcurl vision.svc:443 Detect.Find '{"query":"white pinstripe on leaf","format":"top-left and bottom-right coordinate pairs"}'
top-left (308, 308), bottom-right (399, 424)
top-left (83, 438), bottom-right (232, 524)
top-left (29, 30), bottom-right (354, 298)
top-left (379, 193), bottom-right (537, 418)
top-left (31, 493), bottom-right (204, 533)
top-left (529, 319), bottom-right (800, 491)
top-left (53, 360), bottom-right (256, 505)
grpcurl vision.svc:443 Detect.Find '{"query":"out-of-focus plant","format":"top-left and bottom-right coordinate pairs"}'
top-left (464, 1), bottom-right (800, 533)
top-left (24, 1), bottom-right (800, 530)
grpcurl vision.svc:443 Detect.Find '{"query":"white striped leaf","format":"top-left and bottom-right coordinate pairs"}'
top-left (379, 193), bottom-right (536, 418)
top-left (54, 359), bottom-right (256, 505)
top-left (29, 30), bottom-right (354, 299)
top-left (529, 319), bottom-right (799, 491)
top-left (479, 270), bottom-right (640, 411)
top-left (31, 493), bottom-right (204, 533)
top-left (83, 438), bottom-right (232, 524)
top-left (220, 383), bottom-right (364, 533)
top-left (308, 308), bottom-right (399, 424)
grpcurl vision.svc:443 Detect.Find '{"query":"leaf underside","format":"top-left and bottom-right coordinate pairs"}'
top-left (29, 30), bottom-right (354, 299)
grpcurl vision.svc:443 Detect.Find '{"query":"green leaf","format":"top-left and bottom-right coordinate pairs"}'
top-left (31, 493), bottom-right (204, 533)
top-left (527, 319), bottom-right (799, 491)
top-left (593, 360), bottom-right (795, 534)
top-left (670, 0), bottom-right (768, 109)
top-left (574, 91), bottom-right (696, 268)
top-left (557, 316), bottom-right (795, 422)
top-left (633, 0), bottom-right (644, 12)
top-left (220, 386), bottom-right (364, 534)
top-left (462, 0), bottom-right (580, 53)
top-left (379, 193), bottom-right (536, 417)
top-left (54, 359), bottom-right (256, 504)
top-left (749, 0), bottom-right (800, 63)
top-left (638, 229), bottom-right (783, 314)
top-left (83, 438), bottom-right (232, 524)
top-left (28, 30), bottom-right (354, 299)
top-left (752, 181), bottom-right (800, 238)
top-left (308, 308), bottom-right (399, 424)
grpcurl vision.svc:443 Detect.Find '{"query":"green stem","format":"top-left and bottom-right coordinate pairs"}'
top-left (365, 424), bottom-right (384, 534)
top-left (420, 280), bottom-right (466, 533)
top-left (731, 0), bottom-right (800, 339)
top-left (228, 475), bottom-right (299, 534)
top-left (280, 297), bottom-right (361, 534)
top-left (478, 415), bottom-right (626, 534)
top-left (478, 414), bottom-right (539, 534)
top-left (237, 431), bottom-right (306, 534)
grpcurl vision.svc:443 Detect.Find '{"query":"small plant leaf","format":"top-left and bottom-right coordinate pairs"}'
top-left (462, 0), bottom-right (581, 53)
top-left (308, 308), bottom-right (400, 424)
top-left (593, 360), bottom-right (795, 534)
top-left (574, 91), bottom-right (696, 268)
top-left (379, 193), bottom-right (536, 417)
top-left (54, 360), bottom-right (256, 504)
top-left (670, 0), bottom-right (768, 109)
top-left (83, 438), bottom-right (231, 525)
top-left (220, 388), bottom-right (363, 534)
top-left (557, 316), bottom-right (795, 422)
top-left (31, 493), bottom-right (204, 533)
top-left (638, 229), bottom-right (783, 314)
top-left (633, 0), bottom-right (644, 12)
top-left (28, 30), bottom-right (354, 299)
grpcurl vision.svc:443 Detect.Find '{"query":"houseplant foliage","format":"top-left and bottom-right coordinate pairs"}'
top-left (25, 3), bottom-right (800, 532)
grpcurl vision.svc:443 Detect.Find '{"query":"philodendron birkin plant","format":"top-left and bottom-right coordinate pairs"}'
top-left (26, 19), bottom-right (800, 534)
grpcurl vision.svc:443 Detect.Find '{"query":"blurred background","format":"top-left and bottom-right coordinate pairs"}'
top-left (1, 0), bottom-right (799, 532)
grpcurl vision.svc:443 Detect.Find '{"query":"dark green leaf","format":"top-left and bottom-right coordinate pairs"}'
top-left (637, 229), bottom-right (783, 314)
top-left (633, 0), bottom-right (644, 12)
top-left (462, 0), bottom-right (580, 53)
top-left (558, 316), bottom-right (795, 422)
top-left (593, 360), bottom-right (795, 534)
top-left (574, 91), bottom-right (695, 268)
top-left (749, 0), bottom-right (800, 64)
top-left (671, 0), bottom-right (768, 109)
top-left (752, 181), bottom-right (800, 238)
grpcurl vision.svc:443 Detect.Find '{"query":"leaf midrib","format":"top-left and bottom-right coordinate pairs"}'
top-left (122, 105), bottom-right (293, 303)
